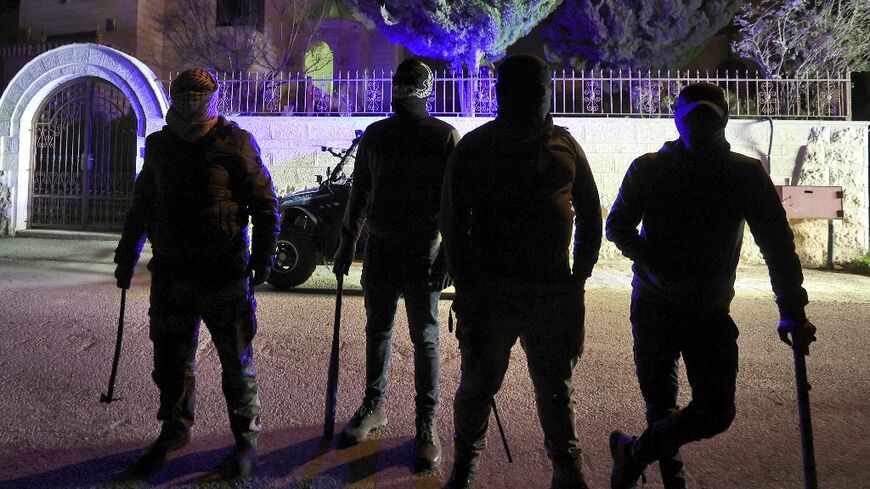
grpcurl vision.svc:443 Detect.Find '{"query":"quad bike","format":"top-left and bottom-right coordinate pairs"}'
top-left (267, 130), bottom-right (367, 289)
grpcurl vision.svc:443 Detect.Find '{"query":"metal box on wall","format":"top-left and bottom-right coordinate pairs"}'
top-left (774, 186), bottom-right (843, 220)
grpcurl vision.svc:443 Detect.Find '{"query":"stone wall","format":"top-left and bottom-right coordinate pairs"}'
top-left (19, 0), bottom-right (141, 53)
top-left (135, 0), bottom-right (167, 74)
top-left (228, 115), bottom-right (869, 266)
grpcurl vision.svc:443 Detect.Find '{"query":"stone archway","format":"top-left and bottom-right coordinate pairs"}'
top-left (0, 43), bottom-right (168, 235)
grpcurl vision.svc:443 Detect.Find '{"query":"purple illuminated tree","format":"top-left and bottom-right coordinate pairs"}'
top-left (346, 1), bottom-right (562, 113)
top-left (732, 0), bottom-right (870, 78)
top-left (347, 1), bottom-right (562, 72)
top-left (542, 0), bottom-right (741, 70)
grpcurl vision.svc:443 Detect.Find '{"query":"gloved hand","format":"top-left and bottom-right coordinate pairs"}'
top-left (571, 264), bottom-right (590, 291)
top-left (428, 252), bottom-right (453, 291)
top-left (451, 283), bottom-right (482, 321)
top-left (637, 246), bottom-right (663, 275)
top-left (248, 262), bottom-right (272, 286)
top-left (114, 264), bottom-right (134, 289)
top-left (332, 240), bottom-right (355, 276)
top-left (451, 286), bottom-right (489, 350)
top-left (777, 318), bottom-right (817, 355)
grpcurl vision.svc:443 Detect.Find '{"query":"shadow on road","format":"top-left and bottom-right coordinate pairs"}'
top-left (0, 447), bottom-right (143, 488)
top-left (0, 425), bottom-right (441, 488)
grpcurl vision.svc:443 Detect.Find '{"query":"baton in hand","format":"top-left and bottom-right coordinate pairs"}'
top-left (100, 288), bottom-right (127, 404)
top-left (323, 274), bottom-right (344, 439)
top-left (792, 334), bottom-right (818, 489)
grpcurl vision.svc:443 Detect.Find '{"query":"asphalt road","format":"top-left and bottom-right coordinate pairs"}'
top-left (0, 237), bottom-right (868, 488)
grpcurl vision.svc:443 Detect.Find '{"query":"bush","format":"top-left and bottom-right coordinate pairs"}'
top-left (854, 253), bottom-right (870, 272)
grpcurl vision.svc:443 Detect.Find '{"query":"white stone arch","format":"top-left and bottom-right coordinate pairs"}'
top-left (0, 43), bottom-right (168, 235)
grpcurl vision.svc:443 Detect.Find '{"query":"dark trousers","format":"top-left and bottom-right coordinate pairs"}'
top-left (453, 280), bottom-right (586, 466)
top-left (630, 294), bottom-right (739, 487)
top-left (148, 277), bottom-right (261, 448)
top-left (361, 236), bottom-right (441, 419)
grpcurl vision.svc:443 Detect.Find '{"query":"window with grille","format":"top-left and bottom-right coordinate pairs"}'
top-left (216, 0), bottom-right (264, 32)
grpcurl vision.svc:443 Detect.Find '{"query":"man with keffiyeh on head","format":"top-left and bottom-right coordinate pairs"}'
top-left (606, 82), bottom-right (816, 489)
top-left (332, 58), bottom-right (460, 473)
top-left (112, 68), bottom-right (279, 483)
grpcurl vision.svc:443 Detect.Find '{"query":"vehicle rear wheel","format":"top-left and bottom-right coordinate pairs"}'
top-left (268, 226), bottom-right (317, 289)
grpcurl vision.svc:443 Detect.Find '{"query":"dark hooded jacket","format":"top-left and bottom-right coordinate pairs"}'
top-left (606, 140), bottom-right (808, 321)
top-left (339, 105), bottom-right (460, 246)
top-left (115, 117), bottom-right (279, 283)
top-left (440, 116), bottom-right (602, 286)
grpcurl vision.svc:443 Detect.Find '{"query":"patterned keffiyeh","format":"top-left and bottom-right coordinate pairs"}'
top-left (166, 68), bottom-right (220, 142)
top-left (392, 59), bottom-right (434, 99)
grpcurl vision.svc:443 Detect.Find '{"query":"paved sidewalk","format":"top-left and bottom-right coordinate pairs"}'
top-left (0, 233), bottom-right (135, 265)
top-left (2, 233), bottom-right (868, 303)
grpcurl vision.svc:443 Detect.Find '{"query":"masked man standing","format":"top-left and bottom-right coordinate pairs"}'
top-left (440, 55), bottom-right (602, 489)
top-left (606, 82), bottom-right (816, 489)
top-left (113, 68), bottom-right (279, 483)
top-left (332, 59), bottom-right (460, 473)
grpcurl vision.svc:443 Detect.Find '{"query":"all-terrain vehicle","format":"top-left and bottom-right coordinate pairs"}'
top-left (267, 130), bottom-right (367, 289)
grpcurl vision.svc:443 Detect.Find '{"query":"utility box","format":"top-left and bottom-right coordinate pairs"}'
top-left (774, 186), bottom-right (843, 220)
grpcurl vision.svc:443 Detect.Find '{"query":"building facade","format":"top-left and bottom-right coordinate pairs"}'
top-left (1, 0), bottom-right (403, 90)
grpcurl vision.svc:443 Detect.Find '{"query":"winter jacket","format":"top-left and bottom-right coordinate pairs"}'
top-left (339, 110), bottom-right (460, 247)
top-left (115, 117), bottom-right (279, 283)
top-left (440, 116), bottom-right (602, 286)
top-left (606, 140), bottom-right (808, 321)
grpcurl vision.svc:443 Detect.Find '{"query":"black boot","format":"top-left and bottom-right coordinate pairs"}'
top-left (414, 417), bottom-right (441, 473)
top-left (610, 430), bottom-right (646, 489)
top-left (660, 452), bottom-right (688, 489)
top-left (447, 463), bottom-right (478, 489)
top-left (199, 443), bottom-right (257, 483)
top-left (447, 445), bottom-right (480, 489)
top-left (550, 452), bottom-right (590, 489)
top-left (339, 399), bottom-right (387, 447)
top-left (114, 427), bottom-right (190, 482)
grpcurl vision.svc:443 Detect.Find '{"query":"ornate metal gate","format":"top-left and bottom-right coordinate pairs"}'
top-left (30, 77), bottom-right (137, 231)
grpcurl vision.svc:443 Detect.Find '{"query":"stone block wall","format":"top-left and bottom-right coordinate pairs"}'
top-left (135, 0), bottom-right (167, 74)
top-left (229, 115), bottom-right (869, 266)
top-left (19, 0), bottom-right (140, 53)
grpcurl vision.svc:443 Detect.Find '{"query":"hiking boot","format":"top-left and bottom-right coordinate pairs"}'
top-left (664, 477), bottom-right (688, 489)
top-left (551, 453), bottom-right (590, 489)
top-left (661, 457), bottom-right (688, 489)
top-left (610, 430), bottom-right (646, 489)
top-left (447, 453), bottom-right (480, 489)
top-left (414, 417), bottom-right (441, 473)
top-left (114, 429), bottom-right (191, 482)
top-left (198, 443), bottom-right (257, 483)
top-left (339, 399), bottom-right (387, 447)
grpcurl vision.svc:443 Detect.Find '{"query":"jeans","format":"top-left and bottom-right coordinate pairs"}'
top-left (452, 279), bottom-right (586, 465)
top-left (630, 294), bottom-right (739, 487)
top-left (361, 236), bottom-right (441, 419)
top-left (148, 277), bottom-right (261, 448)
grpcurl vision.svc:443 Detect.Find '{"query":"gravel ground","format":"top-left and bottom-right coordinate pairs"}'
top-left (0, 237), bottom-right (868, 488)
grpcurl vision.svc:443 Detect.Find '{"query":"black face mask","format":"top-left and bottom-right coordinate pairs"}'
top-left (496, 83), bottom-right (551, 122)
top-left (391, 95), bottom-right (428, 118)
top-left (675, 104), bottom-right (727, 151)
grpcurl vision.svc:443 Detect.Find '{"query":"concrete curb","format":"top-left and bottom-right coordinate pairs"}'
top-left (0, 235), bottom-right (146, 265)
top-left (14, 229), bottom-right (122, 241)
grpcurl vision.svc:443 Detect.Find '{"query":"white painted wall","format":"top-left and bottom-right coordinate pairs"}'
top-left (226, 115), bottom-right (869, 266)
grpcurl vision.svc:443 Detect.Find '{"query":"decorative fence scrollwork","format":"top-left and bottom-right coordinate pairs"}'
top-left (584, 80), bottom-right (601, 113)
top-left (758, 81), bottom-right (779, 116)
top-left (365, 80), bottom-right (383, 112)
